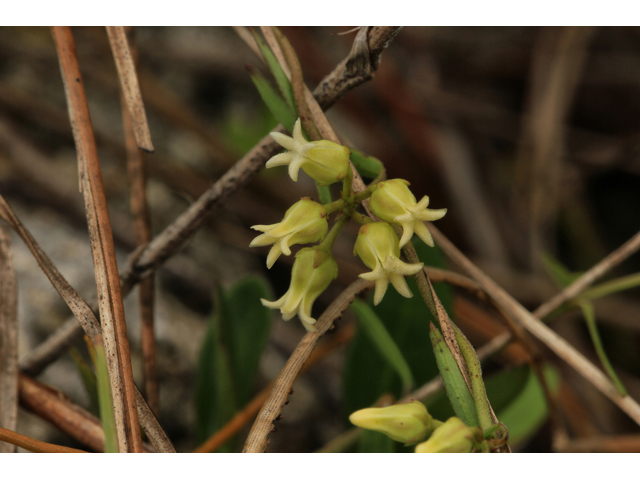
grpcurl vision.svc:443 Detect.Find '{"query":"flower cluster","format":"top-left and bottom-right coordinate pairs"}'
top-left (250, 118), bottom-right (447, 330)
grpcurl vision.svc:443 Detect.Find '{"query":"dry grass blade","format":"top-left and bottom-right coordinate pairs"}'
top-left (119, 29), bottom-right (158, 415)
top-left (52, 26), bottom-right (141, 452)
top-left (106, 26), bottom-right (154, 153)
top-left (0, 193), bottom-right (174, 452)
top-left (0, 425), bottom-right (87, 453)
top-left (430, 224), bottom-right (640, 426)
top-left (19, 373), bottom-right (107, 452)
top-left (243, 279), bottom-right (373, 453)
top-left (0, 224), bottom-right (17, 453)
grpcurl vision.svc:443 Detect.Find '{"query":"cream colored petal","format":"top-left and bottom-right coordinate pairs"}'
top-left (261, 296), bottom-right (285, 309)
top-left (291, 118), bottom-right (305, 144)
top-left (384, 256), bottom-right (424, 276)
top-left (417, 207), bottom-right (447, 222)
top-left (265, 151), bottom-right (295, 168)
top-left (251, 224), bottom-right (275, 233)
top-left (270, 131), bottom-right (297, 151)
top-left (389, 273), bottom-right (413, 298)
top-left (279, 233), bottom-right (295, 256)
top-left (249, 232), bottom-right (276, 248)
top-left (398, 223), bottom-right (415, 247)
top-left (287, 155), bottom-right (307, 182)
top-left (373, 277), bottom-right (390, 306)
top-left (414, 195), bottom-right (431, 210)
top-left (413, 221), bottom-right (435, 247)
top-left (359, 264), bottom-right (385, 282)
top-left (266, 244), bottom-right (284, 269)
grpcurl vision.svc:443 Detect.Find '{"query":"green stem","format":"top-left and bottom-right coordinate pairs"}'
top-left (317, 185), bottom-right (333, 205)
top-left (323, 199), bottom-right (345, 214)
top-left (319, 213), bottom-right (350, 251)
top-left (451, 323), bottom-right (494, 432)
top-left (578, 272), bottom-right (640, 303)
top-left (354, 182), bottom-right (379, 203)
top-left (350, 210), bottom-right (374, 225)
top-left (401, 241), bottom-right (437, 318)
top-left (578, 300), bottom-right (627, 396)
top-left (342, 166), bottom-right (354, 202)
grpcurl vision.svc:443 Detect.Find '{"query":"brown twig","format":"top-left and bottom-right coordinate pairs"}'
top-left (119, 27), bottom-right (159, 416)
top-left (429, 223), bottom-right (640, 425)
top-left (242, 279), bottom-right (373, 453)
top-left (106, 26), bottom-right (154, 153)
top-left (0, 224), bottom-right (17, 453)
top-left (195, 322), bottom-right (355, 453)
top-left (0, 425), bottom-right (87, 453)
top-left (0, 193), bottom-right (175, 452)
top-left (52, 26), bottom-right (141, 452)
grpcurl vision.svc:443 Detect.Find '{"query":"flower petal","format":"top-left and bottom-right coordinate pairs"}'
top-left (389, 273), bottom-right (413, 298)
top-left (270, 131), bottom-right (297, 151)
top-left (373, 276), bottom-right (390, 306)
top-left (413, 221), bottom-right (435, 247)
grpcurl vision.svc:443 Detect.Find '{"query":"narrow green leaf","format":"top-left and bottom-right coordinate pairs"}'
top-left (351, 299), bottom-right (414, 394)
top-left (250, 70), bottom-right (296, 132)
top-left (350, 149), bottom-right (384, 180)
top-left (579, 300), bottom-right (627, 396)
top-left (495, 365), bottom-right (561, 447)
top-left (195, 285), bottom-right (238, 449)
top-left (357, 429), bottom-right (396, 453)
top-left (542, 253), bottom-right (582, 288)
top-left (70, 347), bottom-right (99, 415)
top-left (219, 276), bottom-right (273, 406)
top-left (579, 272), bottom-right (640, 303)
top-left (429, 323), bottom-right (479, 428)
top-left (250, 29), bottom-right (297, 113)
top-left (88, 340), bottom-right (117, 453)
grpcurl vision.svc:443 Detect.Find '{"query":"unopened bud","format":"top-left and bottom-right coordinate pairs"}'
top-left (414, 417), bottom-right (482, 453)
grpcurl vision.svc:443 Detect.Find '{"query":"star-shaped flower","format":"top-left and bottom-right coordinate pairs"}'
top-left (354, 222), bottom-right (424, 305)
top-left (370, 179), bottom-right (447, 247)
top-left (250, 198), bottom-right (328, 268)
top-left (261, 247), bottom-right (338, 331)
top-left (268, 118), bottom-right (350, 186)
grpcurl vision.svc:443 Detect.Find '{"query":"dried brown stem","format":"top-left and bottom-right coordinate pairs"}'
top-left (243, 279), bottom-right (373, 453)
top-left (429, 224), bottom-right (640, 425)
top-left (0, 224), bottom-right (17, 453)
top-left (0, 425), bottom-right (87, 453)
top-left (106, 26), bottom-right (154, 152)
top-left (195, 322), bottom-right (355, 453)
top-left (119, 29), bottom-right (158, 416)
top-left (53, 26), bottom-right (141, 452)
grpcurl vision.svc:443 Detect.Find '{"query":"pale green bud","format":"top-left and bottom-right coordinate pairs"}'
top-left (414, 417), bottom-right (482, 453)
top-left (250, 198), bottom-right (328, 268)
top-left (369, 179), bottom-right (447, 247)
top-left (349, 401), bottom-right (438, 445)
top-left (268, 118), bottom-right (350, 186)
top-left (261, 247), bottom-right (337, 331)
top-left (354, 222), bottom-right (423, 305)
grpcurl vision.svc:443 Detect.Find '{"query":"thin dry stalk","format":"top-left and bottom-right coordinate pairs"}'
top-left (19, 374), bottom-right (106, 452)
top-left (429, 224), bottom-right (640, 425)
top-left (0, 224), bottom-right (17, 453)
top-left (556, 434), bottom-right (640, 453)
top-left (52, 26), bottom-right (141, 452)
top-left (0, 193), bottom-right (175, 452)
top-left (243, 279), bottom-right (373, 452)
top-left (119, 29), bottom-right (158, 416)
top-left (0, 425), bottom-right (87, 453)
top-left (106, 26), bottom-right (154, 152)
top-left (195, 322), bottom-right (355, 453)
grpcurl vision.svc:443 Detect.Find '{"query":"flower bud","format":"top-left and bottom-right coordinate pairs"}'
top-left (414, 417), bottom-right (482, 453)
top-left (250, 198), bottom-right (328, 268)
top-left (369, 179), bottom-right (447, 247)
top-left (268, 118), bottom-right (350, 186)
top-left (261, 246), bottom-right (337, 331)
top-left (349, 401), bottom-right (438, 445)
top-left (354, 222), bottom-right (423, 305)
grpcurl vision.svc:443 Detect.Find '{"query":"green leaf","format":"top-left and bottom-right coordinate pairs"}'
top-left (542, 253), bottom-right (582, 288)
top-left (88, 340), bottom-right (117, 453)
top-left (350, 149), bottom-right (384, 180)
top-left (195, 276), bottom-right (272, 451)
top-left (343, 240), bottom-right (450, 430)
top-left (429, 323), bottom-right (479, 428)
top-left (250, 29), bottom-right (297, 114)
top-left (493, 365), bottom-right (561, 448)
top-left (350, 299), bottom-right (414, 395)
top-left (357, 429), bottom-right (396, 453)
top-left (250, 70), bottom-right (296, 133)
top-left (219, 276), bottom-right (273, 406)
top-left (70, 348), bottom-right (99, 416)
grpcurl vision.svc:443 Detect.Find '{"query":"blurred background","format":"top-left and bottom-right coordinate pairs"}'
top-left (1, 26), bottom-right (640, 452)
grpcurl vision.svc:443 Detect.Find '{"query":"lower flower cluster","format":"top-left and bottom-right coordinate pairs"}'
top-left (250, 118), bottom-right (447, 331)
